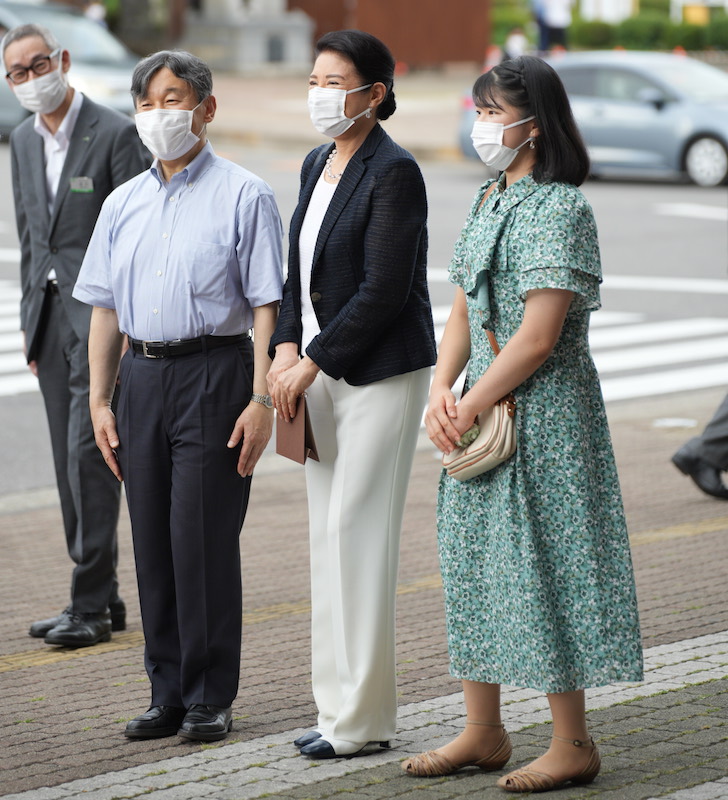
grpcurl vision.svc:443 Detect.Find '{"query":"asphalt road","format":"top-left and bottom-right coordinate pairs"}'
top-left (0, 140), bottom-right (726, 497)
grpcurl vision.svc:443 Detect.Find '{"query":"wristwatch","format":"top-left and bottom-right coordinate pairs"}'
top-left (251, 393), bottom-right (273, 409)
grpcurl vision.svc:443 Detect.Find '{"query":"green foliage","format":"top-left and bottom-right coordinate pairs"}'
top-left (616, 12), bottom-right (670, 49)
top-left (492, 7), bottom-right (532, 46)
top-left (666, 23), bottom-right (707, 50)
top-left (706, 15), bottom-right (728, 49)
top-left (570, 20), bottom-right (615, 49)
top-left (639, 0), bottom-right (670, 13)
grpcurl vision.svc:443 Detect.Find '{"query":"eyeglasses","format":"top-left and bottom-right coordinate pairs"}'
top-left (6, 48), bottom-right (61, 85)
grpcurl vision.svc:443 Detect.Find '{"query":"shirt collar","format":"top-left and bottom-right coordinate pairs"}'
top-left (150, 141), bottom-right (216, 190)
top-left (33, 88), bottom-right (83, 146)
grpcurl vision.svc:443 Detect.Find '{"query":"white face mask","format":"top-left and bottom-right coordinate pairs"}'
top-left (308, 84), bottom-right (372, 138)
top-left (12, 51), bottom-right (68, 115)
top-left (471, 115), bottom-right (535, 170)
top-left (135, 101), bottom-right (205, 161)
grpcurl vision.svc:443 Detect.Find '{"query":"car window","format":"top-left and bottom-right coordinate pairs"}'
top-left (594, 68), bottom-right (661, 102)
top-left (2, 6), bottom-right (131, 64)
top-left (557, 67), bottom-right (597, 97)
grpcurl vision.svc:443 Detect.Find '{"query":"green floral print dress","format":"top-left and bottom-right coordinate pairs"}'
top-left (437, 173), bottom-right (643, 693)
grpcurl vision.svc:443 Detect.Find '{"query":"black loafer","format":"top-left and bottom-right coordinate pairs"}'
top-left (125, 706), bottom-right (187, 739)
top-left (43, 612), bottom-right (112, 647)
top-left (177, 704), bottom-right (232, 742)
top-left (672, 450), bottom-right (728, 500)
top-left (294, 729), bottom-right (322, 749)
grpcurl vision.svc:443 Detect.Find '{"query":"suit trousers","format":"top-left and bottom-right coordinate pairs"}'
top-left (682, 391), bottom-right (728, 471)
top-left (116, 340), bottom-right (253, 708)
top-left (35, 292), bottom-right (121, 613)
top-left (304, 367), bottom-right (430, 743)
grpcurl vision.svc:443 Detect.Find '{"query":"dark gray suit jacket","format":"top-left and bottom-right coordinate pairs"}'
top-left (10, 94), bottom-right (150, 361)
top-left (270, 124), bottom-right (436, 385)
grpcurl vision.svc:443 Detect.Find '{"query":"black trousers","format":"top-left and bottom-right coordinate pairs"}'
top-left (36, 292), bottom-right (121, 614)
top-left (116, 339), bottom-right (253, 708)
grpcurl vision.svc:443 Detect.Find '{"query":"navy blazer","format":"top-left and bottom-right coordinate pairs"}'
top-left (270, 124), bottom-right (436, 386)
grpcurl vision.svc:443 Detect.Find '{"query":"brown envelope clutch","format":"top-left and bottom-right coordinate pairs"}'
top-left (275, 394), bottom-right (319, 464)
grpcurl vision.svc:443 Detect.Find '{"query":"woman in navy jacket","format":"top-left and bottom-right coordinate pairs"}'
top-left (268, 30), bottom-right (436, 760)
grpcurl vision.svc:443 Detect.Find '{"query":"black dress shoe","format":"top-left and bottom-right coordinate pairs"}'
top-left (177, 704), bottom-right (232, 742)
top-left (29, 607), bottom-right (72, 638)
top-left (672, 449), bottom-right (728, 500)
top-left (294, 729), bottom-right (322, 749)
top-left (125, 706), bottom-right (187, 739)
top-left (300, 737), bottom-right (390, 759)
top-left (30, 599), bottom-right (126, 638)
top-left (43, 612), bottom-right (112, 647)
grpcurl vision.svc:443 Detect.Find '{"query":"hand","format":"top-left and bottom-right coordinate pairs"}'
top-left (22, 332), bottom-right (38, 377)
top-left (425, 386), bottom-right (475, 455)
top-left (227, 400), bottom-right (274, 477)
top-left (266, 346), bottom-right (299, 397)
top-left (269, 356), bottom-right (319, 422)
top-left (90, 405), bottom-right (123, 481)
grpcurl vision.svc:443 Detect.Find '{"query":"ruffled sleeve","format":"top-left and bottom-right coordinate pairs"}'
top-left (514, 183), bottom-right (602, 312)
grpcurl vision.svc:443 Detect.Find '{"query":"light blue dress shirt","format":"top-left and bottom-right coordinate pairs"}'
top-left (73, 143), bottom-right (283, 341)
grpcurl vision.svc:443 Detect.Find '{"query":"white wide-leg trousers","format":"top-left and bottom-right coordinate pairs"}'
top-left (304, 367), bottom-right (430, 744)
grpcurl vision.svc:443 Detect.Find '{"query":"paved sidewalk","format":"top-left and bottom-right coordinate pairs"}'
top-left (2, 386), bottom-right (728, 799)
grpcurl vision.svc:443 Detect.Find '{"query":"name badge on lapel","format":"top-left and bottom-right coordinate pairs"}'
top-left (70, 176), bottom-right (94, 193)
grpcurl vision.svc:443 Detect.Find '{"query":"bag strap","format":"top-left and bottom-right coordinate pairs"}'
top-left (486, 329), bottom-right (501, 355)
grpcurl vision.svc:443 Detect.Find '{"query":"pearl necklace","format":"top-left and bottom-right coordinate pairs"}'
top-left (325, 148), bottom-right (344, 181)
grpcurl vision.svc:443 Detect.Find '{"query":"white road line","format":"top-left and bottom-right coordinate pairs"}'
top-left (0, 331), bottom-right (23, 354)
top-left (0, 247), bottom-right (20, 263)
top-left (593, 336), bottom-right (728, 373)
top-left (429, 269), bottom-right (728, 295)
top-left (0, 372), bottom-right (38, 396)
top-left (0, 351), bottom-right (26, 373)
top-left (601, 364), bottom-right (727, 403)
top-left (589, 318), bottom-right (728, 348)
top-left (655, 202), bottom-right (728, 222)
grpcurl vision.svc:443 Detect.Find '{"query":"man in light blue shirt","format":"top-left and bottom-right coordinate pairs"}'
top-left (73, 50), bottom-right (283, 743)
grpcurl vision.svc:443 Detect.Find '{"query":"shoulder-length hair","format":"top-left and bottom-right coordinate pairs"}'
top-left (472, 55), bottom-right (590, 186)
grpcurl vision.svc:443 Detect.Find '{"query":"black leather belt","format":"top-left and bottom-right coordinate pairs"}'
top-left (128, 333), bottom-right (248, 359)
top-left (47, 279), bottom-right (60, 295)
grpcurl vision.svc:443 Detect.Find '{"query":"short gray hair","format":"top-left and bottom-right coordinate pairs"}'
top-left (1, 24), bottom-right (60, 67)
top-left (131, 50), bottom-right (213, 105)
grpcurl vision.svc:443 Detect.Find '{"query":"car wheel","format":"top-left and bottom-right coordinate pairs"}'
top-left (684, 136), bottom-right (728, 187)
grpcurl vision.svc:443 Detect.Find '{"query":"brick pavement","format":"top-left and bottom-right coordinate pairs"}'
top-left (2, 386), bottom-right (728, 799)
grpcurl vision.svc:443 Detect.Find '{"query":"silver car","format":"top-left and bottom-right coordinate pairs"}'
top-left (0, 0), bottom-right (139, 138)
top-left (459, 51), bottom-right (728, 187)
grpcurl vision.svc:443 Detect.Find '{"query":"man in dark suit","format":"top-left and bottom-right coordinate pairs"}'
top-left (672, 392), bottom-right (728, 500)
top-left (3, 23), bottom-right (150, 646)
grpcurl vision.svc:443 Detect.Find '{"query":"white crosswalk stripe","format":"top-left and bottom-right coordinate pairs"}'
top-left (0, 279), bottom-right (724, 400)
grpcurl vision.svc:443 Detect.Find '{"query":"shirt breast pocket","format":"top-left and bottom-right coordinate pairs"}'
top-left (179, 241), bottom-right (235, 299)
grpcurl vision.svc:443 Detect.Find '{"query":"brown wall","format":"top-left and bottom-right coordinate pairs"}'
top-left (289, 0), bottom-right (490, 68)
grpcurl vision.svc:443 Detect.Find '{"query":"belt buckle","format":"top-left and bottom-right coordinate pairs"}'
top-left (141, 340), bottom-right (163, 359)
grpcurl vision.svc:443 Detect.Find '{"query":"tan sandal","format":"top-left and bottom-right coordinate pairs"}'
top-left (402, 721), bottom-right (512, 777)
top-left (497, 735), bottom-right (601, 793)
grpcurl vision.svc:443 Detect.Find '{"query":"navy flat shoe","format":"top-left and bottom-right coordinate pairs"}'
top-left (294, 729), bottom-right (322, 748)
top-left (300, 737), bottom-right (390, 759)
